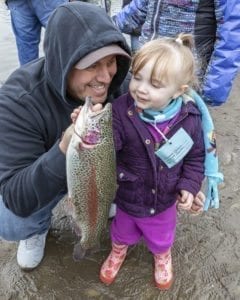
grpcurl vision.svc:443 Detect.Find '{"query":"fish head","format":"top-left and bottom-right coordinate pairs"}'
top-left (73, 96), bottom-right (112, 150)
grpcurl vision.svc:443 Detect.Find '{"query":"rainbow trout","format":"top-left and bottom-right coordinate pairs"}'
top-left (66, 97), bottom-right (117, 260)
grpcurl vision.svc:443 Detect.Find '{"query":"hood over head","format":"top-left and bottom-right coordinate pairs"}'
top-left (43, 2), bottom-right (131, 104)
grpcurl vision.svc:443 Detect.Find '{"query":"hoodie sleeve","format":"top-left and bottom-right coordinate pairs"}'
top-left (112, 0), bottom-right (148, 35)
top-left (201, 0), bottom-right (240, 106)
top-left (0, 94), bottom-right (67, 218)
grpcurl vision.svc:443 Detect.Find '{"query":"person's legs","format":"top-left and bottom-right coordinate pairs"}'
top-left (137, 205), bottom-right (177, 290)
top-left (0, 192), bottom-right (64, 269)
top-left (140, 205), bottom-right (177, 255)
top-left (0, 194), bottom-right (61, 241)
top-left (130, 35), bottom-right (141, 54)
top-left (100, 207), bottom-right (142, 285)
top-left (7, 0), bottom-right (41, 65)
top-left (32, 0), bottom-right (68, 27)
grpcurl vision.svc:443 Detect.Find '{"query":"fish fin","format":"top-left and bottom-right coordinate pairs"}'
top-left (73, 242), bottom-right (86, 261)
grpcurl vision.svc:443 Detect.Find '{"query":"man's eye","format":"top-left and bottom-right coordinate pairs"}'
top-left (107, 60), bottom-right (115, 67)
top-left (87, 63), bottom-right (97, 69)
top-left (106, 57), bottom-right (116, 67)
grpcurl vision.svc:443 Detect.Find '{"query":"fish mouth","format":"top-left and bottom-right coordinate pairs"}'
top-left (74, 97), bottom-right (111, 150)
top-left (81, 129), bottom-right (101, 146)
top-left (85, 96), bottom-right (110, 117)
top-left (74, 126), bottom-right (101, 150)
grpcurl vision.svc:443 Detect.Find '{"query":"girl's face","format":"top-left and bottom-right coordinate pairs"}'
top-left (130, 58), bottom-right (183, 111)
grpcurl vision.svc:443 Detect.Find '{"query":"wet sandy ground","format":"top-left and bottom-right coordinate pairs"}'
top-left (1, 3), bottom-right (240, 300)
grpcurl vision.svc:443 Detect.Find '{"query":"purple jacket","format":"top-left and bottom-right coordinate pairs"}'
top-left (112, 93), bottom-right (205, 217)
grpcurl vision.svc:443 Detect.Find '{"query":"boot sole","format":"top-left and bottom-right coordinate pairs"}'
top-left (155, 277), bottom-right (174, 290)
top-left (99, 273), bottom-right (116, 285)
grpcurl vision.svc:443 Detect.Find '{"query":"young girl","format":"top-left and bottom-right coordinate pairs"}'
top-left (99, 33), bottom-right (206, 289)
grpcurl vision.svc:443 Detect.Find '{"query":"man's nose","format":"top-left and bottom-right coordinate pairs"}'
top-left (96, 66), bottom-right (112, 83)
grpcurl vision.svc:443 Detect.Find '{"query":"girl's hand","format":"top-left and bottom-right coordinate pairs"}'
top-left (177, 190), bottom-right (194, 211)
top-left (190, 191), bottom-right (205, 215)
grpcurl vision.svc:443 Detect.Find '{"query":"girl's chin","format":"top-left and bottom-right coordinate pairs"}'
top-left (136, 102), bottom-right (149, 110)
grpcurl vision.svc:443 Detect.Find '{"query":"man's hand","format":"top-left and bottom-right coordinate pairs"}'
top-left (59, 124), bottom-right (75, 155)
top-left (59, 103), bottom-right (104, 155)
top-left (71, 103), bottom-right (103, 123)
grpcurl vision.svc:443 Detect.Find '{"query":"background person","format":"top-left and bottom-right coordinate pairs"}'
top-left (5, 0), bottom-right (68, 65)
top-left (112, 0), bottom-right (240, 106)
top-left (121, 0), bottom-right (141, 53)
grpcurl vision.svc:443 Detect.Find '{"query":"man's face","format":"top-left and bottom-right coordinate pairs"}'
top-left (67, 55), bottom-right (117, 104)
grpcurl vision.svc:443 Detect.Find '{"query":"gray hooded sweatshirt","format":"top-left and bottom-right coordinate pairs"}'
top-left (0, 2), bottom-right (131, 217)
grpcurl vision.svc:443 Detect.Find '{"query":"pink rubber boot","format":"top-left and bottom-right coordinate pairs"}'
top-left (100, 243), bottom-right (128, 285)
top-left (154, 249), bottom-right (173, 290)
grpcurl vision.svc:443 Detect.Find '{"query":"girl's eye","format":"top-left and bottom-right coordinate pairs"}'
top-left (152, 81), bottom-right (164, 88)
top-left (133, 75), bottom-right (141, 81)
top-left (152, 83), bottom-right (161, 88)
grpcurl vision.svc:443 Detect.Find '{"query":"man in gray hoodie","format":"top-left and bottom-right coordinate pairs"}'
top-left (0, 1), bottom-right (131, 270)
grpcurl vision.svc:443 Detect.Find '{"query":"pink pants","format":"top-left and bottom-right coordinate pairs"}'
top-left (110, 204), bottom-right (177, 254)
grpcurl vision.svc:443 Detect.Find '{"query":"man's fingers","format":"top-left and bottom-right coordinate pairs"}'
top-left (91, 103), bottom-right (103, 112)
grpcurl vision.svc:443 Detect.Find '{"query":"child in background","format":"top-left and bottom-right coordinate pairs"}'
top-left (99, 33), bottom-right (206, 289)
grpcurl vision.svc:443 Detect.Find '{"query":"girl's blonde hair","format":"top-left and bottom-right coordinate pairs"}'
top-left (131, 33), bottom-right (198, 89)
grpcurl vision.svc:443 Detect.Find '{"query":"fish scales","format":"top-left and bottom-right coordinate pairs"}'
top-left (66, 98), bottom-right (117, 260)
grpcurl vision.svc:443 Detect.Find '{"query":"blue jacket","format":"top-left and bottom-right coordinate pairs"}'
top-left (114, 0), bottom-right (240, 106)
top-left (112, 93), bottom-right (205, 217)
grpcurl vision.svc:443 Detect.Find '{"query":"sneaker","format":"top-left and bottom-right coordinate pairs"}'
top-left (17, 231), bottom-right (48, 270)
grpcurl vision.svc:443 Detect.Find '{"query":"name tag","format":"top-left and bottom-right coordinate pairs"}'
top-left (155, 127), bottom-right (194, 168)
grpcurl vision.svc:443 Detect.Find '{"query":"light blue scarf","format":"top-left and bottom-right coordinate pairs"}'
top-left (183, 89), bottom-right (224, 211)
top-left (139, 98), bottom-right (182, 123)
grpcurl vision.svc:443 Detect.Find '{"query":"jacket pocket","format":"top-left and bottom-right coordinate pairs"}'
top-left (116, 167), bottom-right (139, 202)
top-left (117, 167), bottom-right (138, 182)
top-left (158, 167), bottom-right (181, 202)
